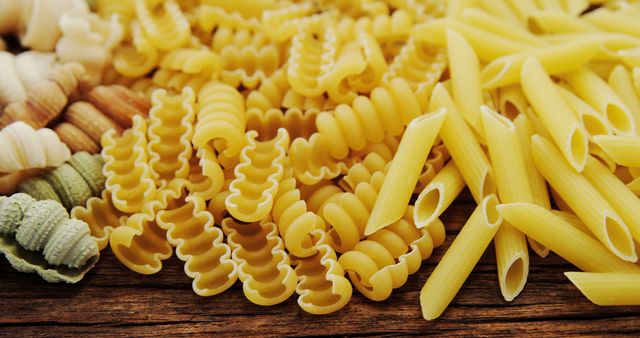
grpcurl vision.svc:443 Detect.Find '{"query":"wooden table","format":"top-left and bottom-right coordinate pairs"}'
top-left (2, 198), bottom-right (639, 337)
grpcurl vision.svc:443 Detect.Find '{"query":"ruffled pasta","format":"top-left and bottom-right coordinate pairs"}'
top-left (339, 208), bottom-right (446, 301)
top-left (101, 115), bottom-right (156, 213)
top-left (288, 133), bottom-right (352, 186)
top-left (262, 3), bottom-right (334, 43)
top-left (291, 229), bottom-right (352, 315)
top-left (113, 21), bottom-right (159, 77)
top-left (134, 0), bottom-right (191, 51)
top-left (147, 88), bottom-right (195, 185)
top-left (156, 180), bottom-right (237, 296)
top-left (246, 107), bottom-right (318, 141)
top-left (151, 69), bottom-right (210, 94)
top-left (222, 217), bottom-right (298, 306)
top-left (226, 128), bottom-right (289, 222)
top-left (220, 45), bottom-right (280, 89)
top-left (70, 189), bottom-right (126, 251)
top-left (0, 122), bottom-right (71, 173)
top-left (159, 47), bottom-right (222, 78)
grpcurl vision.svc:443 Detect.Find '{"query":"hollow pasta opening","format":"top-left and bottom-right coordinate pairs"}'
top-left (569, 127), bottom-right (588, 171)
top-left (504, 256), bottom-right (526, 301)
top-left (527, 17), bottom-right (545, 35)
top-left (483, 195), bottom-right (501, 227)
top-left (480, 60), bottom-right (509, 89)
top-left (502, 101), bottom-right (520, 120)
top-left (414, 185), bottom-right (443, 227)
top-left (606, 104), bottom-right (633, 134)
top-left (581, 114), bottom-right (610, 138)
top-left (604, 216), bottom-right (636, 261)
top-left (481, 170), bottom-right (497, 200)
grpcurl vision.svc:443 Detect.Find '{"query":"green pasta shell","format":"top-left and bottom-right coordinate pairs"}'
top-left (68, 152), bottom-right (106, 196)
top-left (0, 193), bottom-right (35, 235)
top-left (15, 200), bottom-right (69, 251)
top-left (44, 163), bottom-right (93, 210)
top-left (43, 219), bottom-right (98, 268)
top-left (18, 177), bottom-right (62, 204)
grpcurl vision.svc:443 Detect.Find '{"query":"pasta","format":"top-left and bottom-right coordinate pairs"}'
top-left (521, 57), bottom-right (589, 172)
top-left (147, 88), bottom-right (195, 185)
top-left (0, 52), bottom-right (27, 105)
top-left (608, 65), bottom-right (640, 132)
top-left (113, 21), bottom-right (159, 78)
top-left (565, 272), bottom-right (640, 306)
top-left (593, 135), bottom-right (640, 167)
top-left (291, 229), bottom-right (352, 315)
top-left (101, 115), bottom-right (157, 213)
top-left (531, 136), bottom-right (637, 262)
top-left (561, 68), bottom-right (636, 135)
top-left (156, 180), bottom-right (237, 296)
top-left (341, 207), bottom-right (445, 301)
top-left (221, 217), bottom-right (298, 306)
top-left (365, 109), bottom-right (446, 236)
top-left (88, 85), bottom-right (151, 129)
top-left (70, 189), bottom-right (127, 251)
top-left (556, 84), bottom-right (612, 138)
top-left (420, 195), bottom-right (502, 320)
top-left (134, 0), bottom-right (190, 51)
top-left (287, 24), bottom-right (338, 98)
top-left (0, 122), bottom-right (71, 173)
top-left (225, 128), bottom-right (289, 222)
top-left (414, 161), bottom-right (465, 229)
top-left (497, 203), bottom-right (640, 273)
top-left (220, 45), bottom-right (280, 89)
top-left (428, 83), bottom-right (496, 203)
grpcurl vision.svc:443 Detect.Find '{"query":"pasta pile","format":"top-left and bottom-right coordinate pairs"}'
top-left (1, 0), bottom-right (640, 319)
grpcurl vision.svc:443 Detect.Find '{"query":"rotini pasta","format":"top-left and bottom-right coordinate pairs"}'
top-left (226, 128), bottom-right (289, 222)
top-left (221, 217), bottom-right (298, 306)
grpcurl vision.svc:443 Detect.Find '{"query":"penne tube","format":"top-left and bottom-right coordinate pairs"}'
top-left (608, 65), bottom-right (640, 132)
top-left (593, 135), bottom-right (640, 167)
top-left (365, 109), bottom-right (447, 236)
top-left (565, 272), bottom-right (640, 306)
top-left (583, 156), bottom-right (640, 243)
top-left (482, 37), bottom-right (600, 89)
top-left (589, 142), bottom-right (617, 173)
top-left (462, 8), bottom-right (543, 46)
top-left (561, 68), bottom-right (637, 135)
top-left (446, 0), bottom-right (476, 19)
top-left (481, 106), bottom-right (531, 300)
top-left (542, 33), bottom-right (640, 62)
top-left (447, 29), bottom-right (485, 141)
top-left (504, 0), bottom-right (539, 23)
top-left (497, 203), bottom-right (640, 273)
top-left (521, 57), bottom-right (589, 172)
top-left (550, 187), bottom-right (573, 214)
top-left (532, 135), bottom-right (637, 262)
top-left (527, 10), bottom-right (597, 34)
top-left (552, 210), bottom-right (594, 238)
top-left (617, 47), bottom-right (640, 68)
top-left (628, 177), bottom-right (640, 196)
top-left (428, 83), bottom-right (497, 203)
top-left (420, 195), bottom-right (503, 320)
top-left (556, 84), bottom-right (613, 138)
top-left (412, 19), bottom-right (534, 62)
top-left (535, 0), bottom-right (563, 11)
top-left (414, 160), bottom-right (466, 229)
top-left (475, 0), bottom-right (522, 27)
top-left (583, 8), bottom-right (640, 39)
top-left (513, 114), bottom-right (551, 209)
top-left (560, 0), bottom-right (589, 16)
top-left (498, 85), bottom-right (529, 119)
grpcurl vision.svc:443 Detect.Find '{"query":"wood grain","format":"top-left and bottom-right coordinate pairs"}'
top-left (1, 198), bottom-right (639, 337)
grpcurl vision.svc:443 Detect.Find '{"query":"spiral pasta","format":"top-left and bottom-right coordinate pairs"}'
top-left (151, 69), bottom-right (210, 94)
top-left (0, 122), bottom-right (71, 174)
top-left (113, 21), bottom-right (159, 78)
top-left (287, 24), bottom-right (339, 98)
top-left (156, 180), bottom-right (237, 296)
top-left (225, 128), bottom-right (289, 222)
top-left (0, 194), bottom-right (99, 283)
top-left (313, 77), bottom-right (421, 160)
top-left (339, 207), bottom-right (446, 301)
top-left (101, 115), bottom-right (156, 213)
top-left (109, 185), bottom-right (175, 275)
top-left (192, 82), bottom-right (246, 159)
top-left (134, 0), bottom-right (190, 51)
top-left (291, 229), bottom-right (352, 315)
top-left (147, 88), bottom-right (195, 186)
top-left (221, 217), bottom-right (297, 306)
top-left (71, 189), bottom-right (127, 251)
top-left (272, 167), bottom-right (326, 257)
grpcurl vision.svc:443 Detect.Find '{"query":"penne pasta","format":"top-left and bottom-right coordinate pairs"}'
top-left (560, 0), bottom-right (589, 16)
top-left (420, 195), bottom-right (503, 320)
top-left (412, 19), bottom-right (534, 62)
top-left (447, 28), bottom-right (485, 141)
top-left (583, 8), bottom-right (640, 39)
top-left (446, 0), bottom-right (476, 20)
top-left (535, 0), bottom-right (563, 11)
top-left (482, 37), bottom-right (599, 89)
top-left (462, 9), bottom-right (543, 46)
top-left (593, 135), bottom-right (640, 167)
top-left (428, 83), bottom-right (496, 203)
top-left (498, 85), bottom-right (529, 119)
top-left (513, 114), bottom-right (551, 209)
top-left (527, 10), bottom-right (597, 34)
top-left (365, 109), bottom-right (447, 236)
top-left (589, 142), bottom-right (617, 173)
top-left (552, 210), bottom-right (594, 238)
top-left (561, 68), bottom-right (637, 135)
top-left (565, 272), bottom-right (640, 306)
top-left (532, 135), bottom-right (637, 262)
top-left (521, 57), bottom-right (589, 171)
top-left (480, 106), bottom-right (532, 300)
top-left (497, 203), bottom-right (640, 273)
top-left (414, 160), bottom-right (465, 229)
top-left (504, 0), bottom-right (539, 23)
top-left (475, 0), bottom-right (521, 27)
top-left (556, 84), bottom-right (612, 138)
top-left (608, 65), bottom-right (640, 132)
